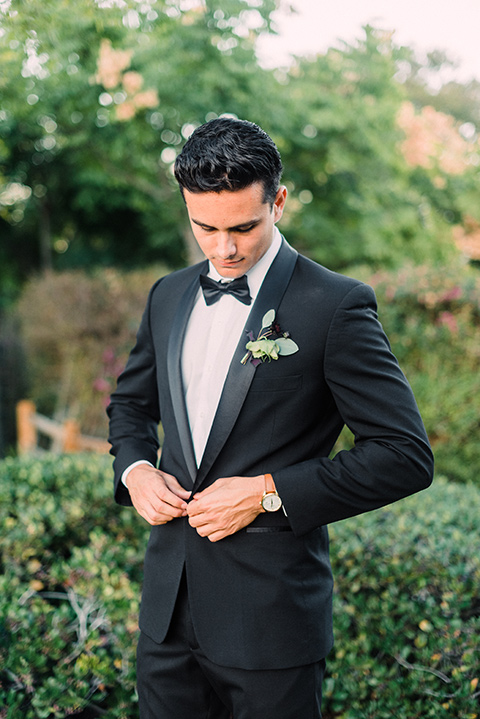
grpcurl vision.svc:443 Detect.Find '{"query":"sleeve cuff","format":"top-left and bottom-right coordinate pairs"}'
top-left (121, 460), bottom-right (154, 488)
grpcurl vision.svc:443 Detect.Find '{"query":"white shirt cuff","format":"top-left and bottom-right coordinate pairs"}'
top-left (121, 460), bottom-right (154, 488)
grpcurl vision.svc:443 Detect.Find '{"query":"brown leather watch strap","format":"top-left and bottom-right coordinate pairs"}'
top-left (264, 472), bottom-right (275, 494)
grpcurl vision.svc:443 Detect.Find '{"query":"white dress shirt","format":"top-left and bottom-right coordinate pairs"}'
top-left (122, 228), bottom-right (282, 483)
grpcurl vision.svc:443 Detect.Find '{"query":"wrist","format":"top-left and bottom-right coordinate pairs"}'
top-left (260, 473), bottom-right (283, 513)
top-left (122, 460), bottom-right (154, 489)
top-left (124, 461), bottom-right (154, 489)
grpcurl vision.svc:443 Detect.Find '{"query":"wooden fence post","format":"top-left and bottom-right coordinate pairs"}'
top-left (16, 400), bottom-right (109, 455)
top-left (63, 419), bottom-right (81, 452)
top-left (16, 400), bottom-right (37, 455)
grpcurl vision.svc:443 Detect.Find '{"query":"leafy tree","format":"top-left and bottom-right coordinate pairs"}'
top-left (269, 28), bottom-right (462, 270)
top-left (1, 6), bottom-right (478, 306)
top-left (397, 45), bottom-right (480, 129)
top-left (0, 0), bottom-right (280, 297)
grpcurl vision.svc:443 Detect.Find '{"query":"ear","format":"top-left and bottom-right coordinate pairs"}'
top-left (273, 185), bottom-right (287, 223)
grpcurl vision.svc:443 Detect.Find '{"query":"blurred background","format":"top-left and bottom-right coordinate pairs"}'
top-left (1, 2), bottom-right (480, 716)
top-left (1, 0), bottom-right (479, 472)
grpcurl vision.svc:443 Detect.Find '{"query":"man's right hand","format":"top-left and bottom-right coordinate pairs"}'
top-left (126, 464), bottom-right (191, 526)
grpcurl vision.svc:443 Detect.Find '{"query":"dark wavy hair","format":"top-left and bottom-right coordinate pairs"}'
top-left (174, 117), bottom-right (283, 206)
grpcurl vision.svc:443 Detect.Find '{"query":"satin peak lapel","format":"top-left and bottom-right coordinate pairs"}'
top-left (195, 239), bottom-right (298, 488)
top-left (166, 262), bottom-right (209, 485)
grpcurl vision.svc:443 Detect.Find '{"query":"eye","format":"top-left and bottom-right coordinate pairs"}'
top-left (235, 224), bottom-right (256, 234)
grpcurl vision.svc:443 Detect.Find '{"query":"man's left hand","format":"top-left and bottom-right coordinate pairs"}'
top-left (187, 475), bottom-right (264, 542)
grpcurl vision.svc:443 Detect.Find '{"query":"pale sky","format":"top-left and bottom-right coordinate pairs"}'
top-left (257, 0), bottom-right (480, 83)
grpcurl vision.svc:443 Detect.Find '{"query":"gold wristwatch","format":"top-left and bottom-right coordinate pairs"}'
top-left (261, 473), bottom-right (282, 512)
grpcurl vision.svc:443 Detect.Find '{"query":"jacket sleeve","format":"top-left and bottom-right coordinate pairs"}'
top-left (273, 283), bottom-right (434, 536)
top-left (107, 281), bottom-right (162, 506)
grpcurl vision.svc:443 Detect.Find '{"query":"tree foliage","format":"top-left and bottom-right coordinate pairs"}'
top-left (1, 2), bottom-right (479, 305)
top-left (397, 45), bottom-right (480, 128)
top-left (0, 0), bottom-right (279, 296)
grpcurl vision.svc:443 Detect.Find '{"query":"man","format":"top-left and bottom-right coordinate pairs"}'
top-left (108, 117), bottom-right (433, 719)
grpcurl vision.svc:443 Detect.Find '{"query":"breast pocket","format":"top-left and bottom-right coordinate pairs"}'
top-left (249, 373), bottom-right (303, 393)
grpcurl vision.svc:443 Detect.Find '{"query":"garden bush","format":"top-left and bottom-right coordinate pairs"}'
top-left (15, 266), bottom-right (167, 438)
top-left (0, 454), bottom-right (149, 718)
top-left (14, 260), bottom-right (480, 485)
top-left (356, 261), bottom-right (480, 487)
top-left (325, 477), bottom-right (480, 718)
top-left (1, 454), bottom-right (479, 717)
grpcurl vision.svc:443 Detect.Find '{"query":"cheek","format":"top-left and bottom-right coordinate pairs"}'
top-left (193, 233), bottom-right (213, 255)
top-left (249, 234), bottom-right (270, 259)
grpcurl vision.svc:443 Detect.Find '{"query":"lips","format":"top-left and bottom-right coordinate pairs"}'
top-left (217, 259), bottom-right (242, 267)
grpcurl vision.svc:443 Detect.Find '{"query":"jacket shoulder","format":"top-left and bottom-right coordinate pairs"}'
top-left (150, 261), bottom-right (207, 297)
top-left (292, 253), bottom-right (375, 307)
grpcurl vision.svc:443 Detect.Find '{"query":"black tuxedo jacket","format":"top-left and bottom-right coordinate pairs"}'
top-left (108, 239), bottom-right (433, 670)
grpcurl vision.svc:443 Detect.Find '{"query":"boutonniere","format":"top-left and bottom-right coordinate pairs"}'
top-left (241, 309), bottom-right (299, 366)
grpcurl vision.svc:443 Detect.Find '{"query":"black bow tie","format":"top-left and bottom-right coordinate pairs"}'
top-left (200, 274), bottom-right (252, 306)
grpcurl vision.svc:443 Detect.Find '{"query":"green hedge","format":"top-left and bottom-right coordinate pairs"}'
top-left (0, 454), bottom-right (149, 718)
top-left (363, 262), bottom-right (480, 487)
top-left (15, 266), bottom-right (167, 439)
top-left (14, 261), bottom-right (480, 484)
top-left (1, 455), bottom-right (479, 718)
top-left (326, 478), bottom-right (480, 718)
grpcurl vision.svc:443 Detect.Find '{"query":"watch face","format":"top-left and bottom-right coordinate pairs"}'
top-left (262, 492), bottom-right (282, 512)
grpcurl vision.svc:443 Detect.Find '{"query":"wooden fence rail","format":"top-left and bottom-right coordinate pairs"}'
top-left (16, 400), bottom-right (110, 455)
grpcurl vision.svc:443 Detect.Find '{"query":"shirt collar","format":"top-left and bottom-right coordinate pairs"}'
top-left (208, 227), bottom-right (282, 301)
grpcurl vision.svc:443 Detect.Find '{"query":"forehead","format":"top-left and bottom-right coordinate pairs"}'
top-left (183, 183), bottom-right (269, 226)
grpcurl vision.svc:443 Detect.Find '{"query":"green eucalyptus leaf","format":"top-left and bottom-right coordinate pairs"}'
top-left (276, 338), bottom-right (299, 356)
top-left (261, 309), bottom-right (275, 328)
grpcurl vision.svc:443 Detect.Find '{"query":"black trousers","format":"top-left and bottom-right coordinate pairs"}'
top-left (136, 572), bottom-right (325, 719)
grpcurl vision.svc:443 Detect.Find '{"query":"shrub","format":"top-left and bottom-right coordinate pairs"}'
top-left (1, 455), bottom-right (479, 717)
top-left (15, 266), bottom-right (167, 438)
top-left (325, 477), bottom-right (480, 718)
top-left (0, 454), bottom-right (149, 718)
top-left (355, 262), bottom-right (480, 486)
top-left (15, 260), bottom-right (480, 485)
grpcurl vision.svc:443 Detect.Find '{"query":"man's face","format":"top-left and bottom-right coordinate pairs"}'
top-left (183, 182), bottom-right (287, 278)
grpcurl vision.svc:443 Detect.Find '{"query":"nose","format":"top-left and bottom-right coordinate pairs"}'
top-left (216, 233), bottom-right (237, 259)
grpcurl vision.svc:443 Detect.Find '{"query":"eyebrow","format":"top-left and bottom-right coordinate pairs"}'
top-left (190, 218), bottom-right (261, 232)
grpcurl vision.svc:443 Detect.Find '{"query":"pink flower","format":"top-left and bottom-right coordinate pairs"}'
top-left (115, 101), bottom-right (137, 122)
top-left (133, 89), bottom-right (159, 109)
top-left (122, 70), bottom-right (144, 95)
top-left (95, 39), bottom-right (133, 89)
top-left (103, 347), bottom-right (116, 365)
top-left (437, 311), bottom-right (458, 334)
top-left (93, 377), bottom-right (111, 393)
top-left (441, 286), bottom-right (462, 302)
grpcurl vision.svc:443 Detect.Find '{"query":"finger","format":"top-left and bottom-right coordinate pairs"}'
top-left (163, 476), bottom-right (192, 501)
top-left (186, 499), bottom-right (203, 517)
top-left (193, 524), bottom-right (228, 542)
top-left (154, 482), bottom-right (189, 510)
top-left (187, 511), bottom-right (209, 528)
top-left (130, 467), bottom-right (190, 507)
top-left (134, 504), bottom-right (168, 525)
top-left (132, 491), bottom-right (187, 522)
top-left (192, 522), bottom-right (215, 537)
top-left (161, 470), bottom-right (190, 491)
top-left (207, 531), bottom-right (226, 543)
top-left (145, 502), bottom-right (188, 525)
top-left (155, 497), bottom-right (188, 518)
